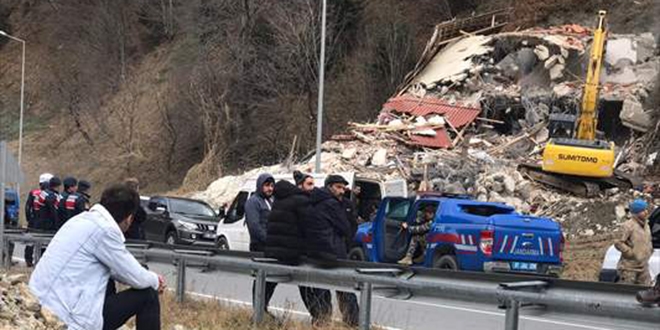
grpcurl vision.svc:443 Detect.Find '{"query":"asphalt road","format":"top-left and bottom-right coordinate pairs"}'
top-left (11, 244), bottom-right (658, 330)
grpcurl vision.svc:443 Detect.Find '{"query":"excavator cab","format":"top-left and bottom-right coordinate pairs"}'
top-left (543, 138), bottom-right (615, 177)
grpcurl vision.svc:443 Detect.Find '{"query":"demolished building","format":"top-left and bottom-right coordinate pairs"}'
top-left (194, 12), bottom-right (660, 240)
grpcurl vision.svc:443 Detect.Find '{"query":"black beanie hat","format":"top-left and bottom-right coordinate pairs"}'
top-left (324, 174), bottom-right (349, 187)
top-left (63, 177), bottom-right (78, 189)
top-left (49, 176), bottom-right (62, 188)
top-left (293, 170), bottom-right (312, 186)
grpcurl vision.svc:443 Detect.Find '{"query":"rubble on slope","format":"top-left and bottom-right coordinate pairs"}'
top-left (0, 273), bottom-right (64, 330)
top-left (193, 18), bottom-right (660, 240)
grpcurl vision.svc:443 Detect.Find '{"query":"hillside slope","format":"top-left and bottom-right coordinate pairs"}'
top-left (0, 0), bottom-right (658, 194)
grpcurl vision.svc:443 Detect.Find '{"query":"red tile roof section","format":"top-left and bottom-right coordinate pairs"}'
top-left (382, 95), bottom-right (482, 128)
top-left (410, 128), bottom-right (453, 148)
top-left (382, 95), bottom-right (482, 149)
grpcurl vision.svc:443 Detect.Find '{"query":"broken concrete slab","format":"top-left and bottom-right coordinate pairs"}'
top-left (534, 45), bottom-right (550, 61)
top-left (342, 148), bottom-right (357, 160)
top-left (606, 38), bottom-right (636, 67)
top-left (413, 35), bottom-right (493, 87)
top-left (620, 97), bottom-right (652, 132)
top-left (549, 63), bottom-right (565, 80)
top-left (371, 149), bottom-right (389, 166)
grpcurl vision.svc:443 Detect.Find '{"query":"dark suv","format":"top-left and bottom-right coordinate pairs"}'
top-left (143, 196), bottom-right (220, 246)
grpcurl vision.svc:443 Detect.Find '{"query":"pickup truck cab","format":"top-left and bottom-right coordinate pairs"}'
top-left (351, 194), bottom-right (564, 276)
top-left (216, 172), bottom-right (407, 251)
top-left (3, 188), bottom-right (19, 227)
top-left (143, 196), bottom-right (220, 246)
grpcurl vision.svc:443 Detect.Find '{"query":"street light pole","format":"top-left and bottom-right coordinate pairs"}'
top-left (314, 0), bottom-right (327, 174)
top-left (0, 31), bottom-right (26, 166)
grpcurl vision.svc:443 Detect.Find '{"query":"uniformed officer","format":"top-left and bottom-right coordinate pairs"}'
top-left (58, 177), bottom-right (78, 227)
top-left (615, 199), bottom-right (653, 285)
top-left (24, 173), bottom-right (53, 267)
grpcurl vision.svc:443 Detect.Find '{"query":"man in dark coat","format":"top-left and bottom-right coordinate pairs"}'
top-left (304, 175), bottom-right (359, 327)
top-left (265, 179), bottom-right (308, 264)
top-left (38, 177), bottom-right (62, 232)
top-left (58, 177), bottom-right (78, 227)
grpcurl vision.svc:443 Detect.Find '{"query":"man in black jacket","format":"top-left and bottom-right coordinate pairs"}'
top-left (58, 177), bottom-right (78, 227)
top-left (38, 177), bottom-right (62, 232)
top-left (305, 175), bottom-right (359, 327)
top-left (24, 173), bottom-right (52, 267)
top-left (263, 171), bottom-right (333, 325)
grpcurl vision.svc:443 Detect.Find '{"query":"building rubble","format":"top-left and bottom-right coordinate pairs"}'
top-left (193, 19), bottom-right (660, 240)
top-left (0, 273), bottom-right (65, 330)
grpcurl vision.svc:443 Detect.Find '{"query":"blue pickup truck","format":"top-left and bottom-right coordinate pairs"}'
top-left (349, 194), bottom-right (564, 277)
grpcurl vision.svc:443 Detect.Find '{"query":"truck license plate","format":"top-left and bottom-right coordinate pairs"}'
top-left (203, 232), bottom-right (216, 239)
top-left (511, 262), bottom-right (537, 271)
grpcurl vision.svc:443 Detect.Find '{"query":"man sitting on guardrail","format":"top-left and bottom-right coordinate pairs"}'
top-left (615, 199), bottom-right (653, 285)
top-left (29, 183), bottom-right (166, 330)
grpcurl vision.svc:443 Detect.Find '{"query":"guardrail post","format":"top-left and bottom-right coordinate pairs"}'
top-left (176, 257), bottom-right (187, 303)
top-left (253, 269), bottom-right (267, 325)
top-left (359, 282), bottom-right (373, 330)
top-left (504, 299), bottom-right (520, 330)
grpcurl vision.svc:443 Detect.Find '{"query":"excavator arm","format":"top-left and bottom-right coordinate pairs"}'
top-left (576, 10), bottom-right (607, 141)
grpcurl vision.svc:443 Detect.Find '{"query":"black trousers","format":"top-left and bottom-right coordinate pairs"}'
top-left (300, 286), bottom-right (332, 325)
top-left (337, 291), bottom-right (359, 327)
top-left (103, 288), bottom-right (160, 330)
top-left (24, 245), bottom-right (34, 266)
top-left (299, 287), bottom-right (359, 327)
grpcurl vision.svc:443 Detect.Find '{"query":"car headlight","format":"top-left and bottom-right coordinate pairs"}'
top-left (179, 221), bottom-right (198, 231)
top-left (210, 226), bottom-right (216, 231)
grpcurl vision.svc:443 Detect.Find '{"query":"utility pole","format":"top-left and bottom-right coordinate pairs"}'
top-left (314, 0), bottom-right (327, 173)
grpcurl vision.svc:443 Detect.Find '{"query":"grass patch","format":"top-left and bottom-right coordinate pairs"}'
top-left (156, 293), bottom-right (360, 330)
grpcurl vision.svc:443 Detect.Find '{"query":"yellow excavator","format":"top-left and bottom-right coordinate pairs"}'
top-left (520, 11), bottom-right (636, 196)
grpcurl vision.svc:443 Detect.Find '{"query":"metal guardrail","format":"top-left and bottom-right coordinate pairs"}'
top-left (2, 232), bottom-right (659, 330)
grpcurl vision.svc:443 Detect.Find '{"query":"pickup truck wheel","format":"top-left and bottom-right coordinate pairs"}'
top-left (348, 247), bottom-right (366, 261)
top-left (165, 231), bottom-right (178, 245)
top-left (216, 237), bottom-right (229, 250)
top-left (433, 255), bottom-right (458, 270)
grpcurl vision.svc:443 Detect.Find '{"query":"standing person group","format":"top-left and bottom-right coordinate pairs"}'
top-left (248, 171), bottom-right (359, 327)
top-left (23, 172), bottom-right (92, 267)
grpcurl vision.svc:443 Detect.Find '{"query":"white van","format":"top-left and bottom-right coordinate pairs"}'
top-left (215, 172), bottom-right (407, 251)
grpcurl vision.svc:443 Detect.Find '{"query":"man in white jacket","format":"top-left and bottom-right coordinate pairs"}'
top-left (29, 184), bottom-right (166, 330)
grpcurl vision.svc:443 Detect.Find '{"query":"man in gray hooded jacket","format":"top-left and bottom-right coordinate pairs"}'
top-left (245, 173), bottom-right (275, 252)
top-left (245, 173), bottom-right (276, 315)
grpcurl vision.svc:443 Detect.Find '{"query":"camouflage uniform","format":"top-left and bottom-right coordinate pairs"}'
top-left (615, 217), bottom-right (653, 285)
top-left (404, 216), bottom-right (433, 260)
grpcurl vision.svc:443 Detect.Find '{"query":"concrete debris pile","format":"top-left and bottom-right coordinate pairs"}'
top-left (0, 273), bottom-right (64, 330)
top-left (382, 24), bottom-right (660, 169)
top-left (193, 21), bottom-right (660, 240)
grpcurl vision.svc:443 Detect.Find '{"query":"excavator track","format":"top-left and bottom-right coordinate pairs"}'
top-left (517, 163), bottom-right (638, 198)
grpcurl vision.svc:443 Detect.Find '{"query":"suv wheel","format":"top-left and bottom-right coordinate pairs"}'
top-left (348, 247), bottom-right (366, 261)
top-left (216, 237), bottom-right (229, 250)
top-left (165, 231), bottom-right (178, 245)
top-left (433, 254), bottom-right (458, 270)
